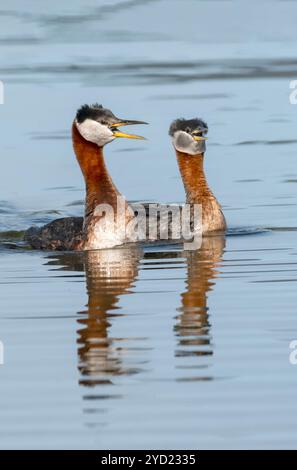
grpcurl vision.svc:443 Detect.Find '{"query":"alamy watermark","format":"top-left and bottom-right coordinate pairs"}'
top-left (92, 196), bottom-right (203, 250)
top-left (289, 80), bottom-right (297, 104)
top-left (0, 80), bottom-right (4, 104)
top-left (289, 340), bottom-right (297, 365)
top-left (0, 341), bottom-right (4, 365)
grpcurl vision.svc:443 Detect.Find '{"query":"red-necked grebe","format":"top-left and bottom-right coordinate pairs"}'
top-left (25, 109), bottom-right (226, 251)
top-left (169, 118), bottom-right (226, 233)
top-left (25, 104), bottom-right (147, 250)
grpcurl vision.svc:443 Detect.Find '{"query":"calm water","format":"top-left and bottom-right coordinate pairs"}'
top-left (0, 0), bottom-right (297, 449)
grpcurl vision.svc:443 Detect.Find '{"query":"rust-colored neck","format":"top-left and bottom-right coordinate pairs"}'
top-left (72, 122), bottom-right (121, 217)
top-left (176, 150), bottom-right (215, 204)
top-left (176, 149), bottom-right (226, 233)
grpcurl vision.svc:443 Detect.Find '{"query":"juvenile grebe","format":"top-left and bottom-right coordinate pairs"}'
top-left (25, 104), bottom-right (147, 250)
top-left (169, 118), bottom-right (226, 233)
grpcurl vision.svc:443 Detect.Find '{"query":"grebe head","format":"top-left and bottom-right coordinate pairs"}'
top-left (75, 103), bottom-right (147, 147)
top-left (169, 118), bottom-right (208, 155)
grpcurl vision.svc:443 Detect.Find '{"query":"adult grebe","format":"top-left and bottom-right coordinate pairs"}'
top-left (25, 104), bottom-right (147, 251)
top-left (169, 118), bottom-right (226, 233)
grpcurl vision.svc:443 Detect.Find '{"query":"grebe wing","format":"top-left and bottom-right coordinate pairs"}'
top-left (24, 203), bottom-right (184, 250)
top-left (24, 216), bottom-right (83, 251)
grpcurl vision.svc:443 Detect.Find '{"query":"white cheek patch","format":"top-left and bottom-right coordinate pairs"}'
top-left (173, 130), bottom-right (205, 155)
top-left (76, 119), bottom-right (114, 146)
top-left (173, 131), bottom-right (195, 155)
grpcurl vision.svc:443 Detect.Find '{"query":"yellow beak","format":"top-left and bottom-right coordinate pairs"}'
top-left (193, 136), bottom-right (208, 141)
top-left (111, 119), bottom-right (147, 140)
top-left (113, 130), bottom-right (146, 140)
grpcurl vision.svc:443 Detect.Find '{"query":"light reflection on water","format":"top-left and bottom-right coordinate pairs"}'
top-left (46, 237), bottom-right (225, 390)
top-left (0, 228), bottom-right (297, 448)
top-left (175, 237), bottom-right (225, 369)
top-left (43, 238), bottom-right (226, 430)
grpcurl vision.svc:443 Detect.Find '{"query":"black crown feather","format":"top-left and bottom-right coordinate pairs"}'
top-left (76, 103), bottom-right (117, 124)
top-left (169, 118), bottom-right (208, 136)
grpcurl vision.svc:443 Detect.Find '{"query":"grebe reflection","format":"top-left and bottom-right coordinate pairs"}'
top-left (175, 236), bottom-right (225, 378)
top-left (78, 246), bottom-right (143, 386)
top-left (46, 236), bottom-right (224, 392)
top-left (46, 246), bottom-right (143, 388)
